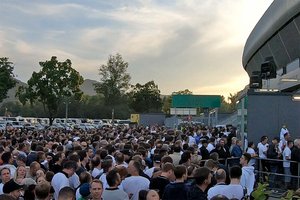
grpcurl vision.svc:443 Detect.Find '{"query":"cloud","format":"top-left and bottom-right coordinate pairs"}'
top-left (15, 40), bottom-right (33, 54)
top-left (0, 0), bottom-right (273, 97)
top-left (4, 2), bottom-right (87, 17)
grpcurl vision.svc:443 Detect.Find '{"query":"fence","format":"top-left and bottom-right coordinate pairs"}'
top-left (220, 157), bottom-right (300, 189)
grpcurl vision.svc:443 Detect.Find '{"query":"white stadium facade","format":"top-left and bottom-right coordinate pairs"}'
top-left (243, 0), bottom-right (300, 92)
top-left (239, 0), bottom-right (300, 143)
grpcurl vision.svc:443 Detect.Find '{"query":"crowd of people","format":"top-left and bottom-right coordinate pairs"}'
top-left (0, 123), bottom-right (298, 200)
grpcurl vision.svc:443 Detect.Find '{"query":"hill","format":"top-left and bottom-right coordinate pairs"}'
top-left (79, 79), bottom-right (98, 96)
top-left (2, 79), bottom-right (26, 104)
top-left (2, 79), bottom-right (169, 104)
top-left (1, 79), bottom-right (99, 104)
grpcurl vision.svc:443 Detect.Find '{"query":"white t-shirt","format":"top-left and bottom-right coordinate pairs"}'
top-left (92, 168), bottom-right (103, 178)
top-left (99, 173), bottom-right (108, 190)
top-left (144, 167), bottom-right (155, 178)
top-left (257, 142), bottom-right (268, 159)
top-left (121, 176), bottom-right (149, 200)
top-left (208, 184), bottom-right (227, 199)
top-left (208, 184), bottom-right (245, 200)
top-left (280, 127), bottom-right (288, 140)
top-left (51, 172), bottom-right (70, 200)
top-left (207, 143), bottom-right (215, 153)
top-left (283, 146), bottom-right (291, 168)
top-left (69, 173), bottom-right (80, 189)
top-left (279, 139), bottom-right (287, 152)
top-left (246, 147), bottom-right (256, 166)
top-left (188, 136), bottom-right (196, 146)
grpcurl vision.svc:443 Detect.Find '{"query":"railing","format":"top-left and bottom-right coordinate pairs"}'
top-left (199, 157), bottom-right (300, 189)
top-left (253, 157), bottom-right (300, 189)
top-left (225, 157), bottom-right (300, 189)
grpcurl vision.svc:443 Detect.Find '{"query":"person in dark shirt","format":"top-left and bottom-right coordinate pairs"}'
top-left (150, 162), bottom-right (174, 198)
top-left (50, 152), bottom-right (64, 174)
top-left (162, 165), bottom-right (188, 200)
top-left (188, 167), bottom-right (212, 200)
top-left (26, 143), bottom-right (38, 166)
top-left (267, 137), bottom-right (281, 188)
top-left (200, 140), bottom-right (210, 160)
top-left (291, 139), bottom-right (300, 189)
top-left (230, 139), bottom-right (243, 166)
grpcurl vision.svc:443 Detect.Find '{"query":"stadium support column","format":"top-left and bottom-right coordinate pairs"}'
top-left (240, 97), bottom-right (246, 151)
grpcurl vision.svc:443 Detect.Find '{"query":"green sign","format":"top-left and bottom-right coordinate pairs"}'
top-left (172, 95), bottom-right (221, 108)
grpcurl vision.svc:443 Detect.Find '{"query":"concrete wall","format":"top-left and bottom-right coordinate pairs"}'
top-left (247, 92), bottom-right (300, 144)
top-left (139, 113), bottom-right (165, 126)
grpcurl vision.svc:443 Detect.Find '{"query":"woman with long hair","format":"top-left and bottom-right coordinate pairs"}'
top-left (14, 165), bottom-right (27, 184)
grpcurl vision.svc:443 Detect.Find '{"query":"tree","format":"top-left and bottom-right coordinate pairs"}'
top-left (162, 96), bottom-right (172, 114)
top-left (218, 93), bottom-right (238, 113)
top-left (94, 53), bottom-right (131, 106)
top-left (228, 93), bottom-right (238, 111)
top-left (16, 56), bottom-right (84, 125)
top-left (219, 95), bottom-right (231, 113)
top-left (172, 89), bottom-right (193, 95)
top-left (161, 89), bottom-right (193, 114)
top-left (0, 57), bottom-right (16, 102)
top-left (129, 80), bottom-right (162, 113)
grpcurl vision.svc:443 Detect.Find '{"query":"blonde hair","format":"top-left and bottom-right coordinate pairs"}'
top-left (14, 165), bottom-right (27, 182)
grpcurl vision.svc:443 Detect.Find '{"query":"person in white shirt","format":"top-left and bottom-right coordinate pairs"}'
top-left (145, 154), bottom-right (161, 178)
top-left (257, 136), bottom-right (269, 175)
top-left (99, 159), bottom-right (113, 190)
top-left (169, 144), bottom-right (182, 166)
top-left (210, 166), bottom-right (245, 200)
top-left (283, 140), bottom-right (293, 188)
top-left (207, 137), bottom-right (216, 153)
top-left (207, 168), bottom-right (227, 199)
top-left (240, 153), bottom-right (255, 195)
top-left (280, 125), bottom-right (289, 141)
top-left (246, 142), bottom-right (258, 167)
top-left (188, 132), bottom-right (196, 146)
top-left (91, 156), bottom-right (103, 178)
top-left (102, 168), bottom-right (129, 200)
top-left (279, 132), bottom-right (290, 152)
top-left (51, 160), bottom-right (77, 200)
top-left (0, 152), bottom-right (16, 177)
top-left (122, 160), bottom-right (149, 200)
top-left (258, 136), bottom-right (268, 159)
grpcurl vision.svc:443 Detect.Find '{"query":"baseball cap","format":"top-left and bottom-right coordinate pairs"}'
top-left (79, 183), bottom-right (91, 197)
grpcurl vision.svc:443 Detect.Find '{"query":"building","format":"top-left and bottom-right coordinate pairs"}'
top-left (240, 0), bottom-right (300, 143)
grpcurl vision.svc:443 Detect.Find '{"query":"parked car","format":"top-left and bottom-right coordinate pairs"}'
top-left (23, 123), bottom-right (35, 130)
top-left (0, 124), bottom-right (6, 131)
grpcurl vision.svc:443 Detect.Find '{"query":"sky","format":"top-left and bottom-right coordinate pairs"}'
top-left (0, 0), bottom-right (273, 98)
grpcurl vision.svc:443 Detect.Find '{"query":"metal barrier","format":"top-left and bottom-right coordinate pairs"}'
top-left (222, 157), bottom-right (300, 189)
top-left (253, 157), bottom-right (300, 189)
top-left (199, 156), bottom-right (300, 189)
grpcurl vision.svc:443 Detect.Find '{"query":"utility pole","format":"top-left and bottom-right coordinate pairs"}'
top-left (112, 108), bottom-right (115, 126)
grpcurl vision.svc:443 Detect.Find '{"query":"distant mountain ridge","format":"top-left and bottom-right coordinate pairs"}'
top-left (2, 79), bottom-right (169, 104)
top-left (79, 79), bottom-right (98, 96)
top-left (2, 79), bottom-right (99, 104)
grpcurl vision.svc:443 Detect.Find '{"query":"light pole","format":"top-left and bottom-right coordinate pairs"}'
top-left (112, 108), bottom-right (115, 126)
top-left (64, 97), bottom-right (71, 128)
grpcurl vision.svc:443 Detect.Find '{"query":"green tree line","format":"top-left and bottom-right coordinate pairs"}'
top-left (0, 54), bottom-right (238, 124)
